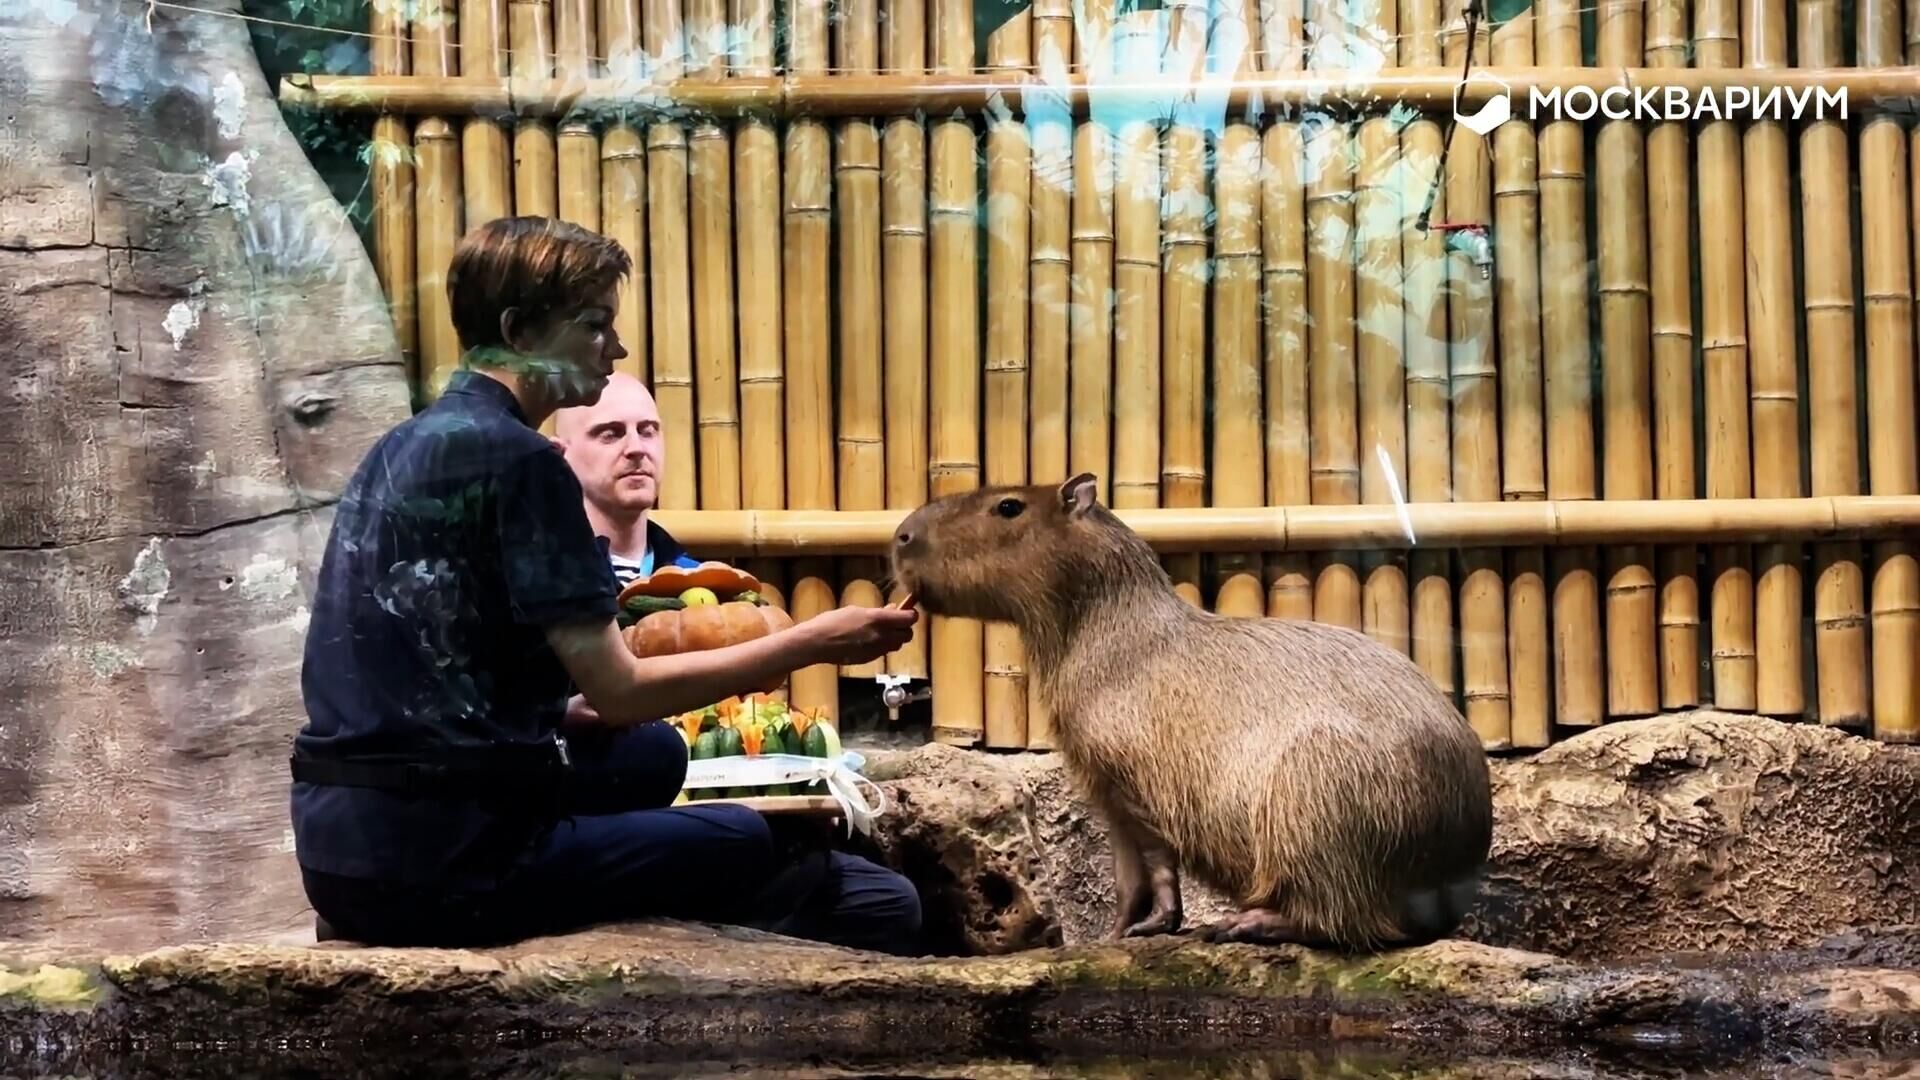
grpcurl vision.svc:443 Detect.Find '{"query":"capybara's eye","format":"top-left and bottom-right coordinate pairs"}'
top-left (995, 497), bottom-right (1025, 519)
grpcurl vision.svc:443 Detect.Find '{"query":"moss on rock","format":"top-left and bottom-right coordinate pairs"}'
top-left (0, 962), bottom-right (105, 1010)
top-left (1, 922), bottom-right (1916, 1076)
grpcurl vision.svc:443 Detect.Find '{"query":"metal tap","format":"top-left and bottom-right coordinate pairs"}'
top-left (1438, 224), bottom-right (1495, 279)
top-left (875, 673), bottom-right (931, 723)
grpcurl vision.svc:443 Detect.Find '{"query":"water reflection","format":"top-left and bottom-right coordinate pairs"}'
top-left (8, 1045), bottom-right (1918, 1080)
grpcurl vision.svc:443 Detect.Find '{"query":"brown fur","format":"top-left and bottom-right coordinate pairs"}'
top-left (889, 474), bottom-right (1494, 952)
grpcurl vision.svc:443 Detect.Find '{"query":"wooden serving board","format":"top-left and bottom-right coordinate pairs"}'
top-left (694, 795), bottom-right (845, 817)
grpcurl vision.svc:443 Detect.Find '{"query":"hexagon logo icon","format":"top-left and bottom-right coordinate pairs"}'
top-left (1452, 69), bottom-right (1514, 136)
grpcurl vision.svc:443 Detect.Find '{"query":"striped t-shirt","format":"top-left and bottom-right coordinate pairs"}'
top-left (609, 549), bottom-right (653, 589)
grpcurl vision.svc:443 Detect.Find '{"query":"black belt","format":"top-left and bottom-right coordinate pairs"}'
top-left (290, 732), bottom-right (575, 799)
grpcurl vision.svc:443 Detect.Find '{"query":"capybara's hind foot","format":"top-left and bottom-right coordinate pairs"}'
top-left (1196, 908), bottom-right (1320, 947)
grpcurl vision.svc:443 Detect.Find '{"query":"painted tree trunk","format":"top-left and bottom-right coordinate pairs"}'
top-left (0, 0), bottom-right (409, 949)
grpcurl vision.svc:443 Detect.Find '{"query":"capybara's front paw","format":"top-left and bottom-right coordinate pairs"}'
top-left (1121, 905), bottom-right (1184, 938)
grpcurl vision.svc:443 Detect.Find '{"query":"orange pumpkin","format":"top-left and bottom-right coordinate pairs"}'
top-left (622, 601), bottom-right (796, 692)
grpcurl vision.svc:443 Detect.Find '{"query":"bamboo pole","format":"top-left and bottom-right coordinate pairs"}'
top-left (600, 127), bottom-right (648, 383)
top-left (785, 0), bottom-right (839, 721)
top-left (1695, 0), bottom-right (1755, 711)
top-left (836, 0), bottom-right (890, 686)
top-left (591, 0), bottom-right (637, 383)
top-left (1262, 0), bottom-right (1305, 625)
top-left (552, 0), bottom-right (595, 226)
top-left (1353, 0), bottom-right (1409, 658)
top-left (1210, 15), bottom-right (1266, 624)
top-left (544, 0), bottom-right (591, 413)
top-left (1401, 0), bottom-right (1453, 699)
top-left (1594, 0), bottom-right (1658, 723)
top-left (1025, 0), bottom-right (1074, 748)
top-left (1743, 0), bottom-right (1803, 719)
top-left (649, 496), bottom-right (1920, 556)
top-left (1536, 0), bottom-right (1601, 727)
top-left (509, 0), bottom-right (557, 218)
top-left (1798, 0), bottom-right (1868, 727)
top-left (1069, 0), bottom-right (1117, 626)
top-left (687, 0), bottom-right (740, 512)
top-left (1161, 0), bottom-right (1208, 616)
top-left (1108, 13), bottom-right (1163, 524)
top-left (732, 0), bottom-right (785, 627)
top-left (554, 116), bottom-right (602, 420)
top-left (558, 125), bottom-right (601, 230)
top-left (1068, 13), bottom-right (1115, 511)
top-left (370, 0), bottom-right (417, 398)
top-left (1305, 0), bottom-right (1362, 634)
top-left (1263, 120), bottom-right (1313, 623)
top-left (1646, 0), bottom-right (1698, 712)
top-left (1441, 0), bottom-right (1508, 748)
top-left (882, 0), bottom-right (930, 682)
top-left (928, 0), bottom-right (983, 745)
top-left (412, 0), bottom-right (463, 404)
top-left (644, 0), bottom-right (695, 507)
top-left (599, 0), bottom-right (639, 73)
top-left (285, 67), bottom-right (1920, 116)
top-left (459, 0), bottom-right (512, 233)
top-left (1443, 17), bottom-right (1506, 747)
top-left (983, 10), bottom-right (1034, 746)
top-left (733, 0), bottom-right (782, 511)
top-left (1490, 0), bottom-right (1547, 746)
top-left (1861, 0), bottom-right (1919, 743)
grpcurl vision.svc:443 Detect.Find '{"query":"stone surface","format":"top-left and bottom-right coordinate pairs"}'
top-left (0, 0), bottom-right (411, 949)
top-left (862, 713), bottom-right (1920, 961)
top-left (1, 922), bottom-right (1916, 1078)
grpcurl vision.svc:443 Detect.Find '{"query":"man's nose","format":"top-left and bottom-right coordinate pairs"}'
top-left (607, 337), bottom-right (629, 362)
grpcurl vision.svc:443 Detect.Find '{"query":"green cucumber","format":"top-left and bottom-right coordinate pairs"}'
top-left (798, 722), bottom-right (834, 795)
top-left (688, 730), bottom-right (721, 800)
top-left (760, 729), bottom-right (792, 795)
top-left (622, 595), bottom-right (687, 617)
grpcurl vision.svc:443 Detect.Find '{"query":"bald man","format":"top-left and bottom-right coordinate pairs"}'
top-left (551, 373), bottom-right (696, 587)
top-left (552, 373), bottom-right (925, 957)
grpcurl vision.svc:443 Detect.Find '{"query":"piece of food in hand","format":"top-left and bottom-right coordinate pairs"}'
top-left (896, 593), bottom-right (917, 612)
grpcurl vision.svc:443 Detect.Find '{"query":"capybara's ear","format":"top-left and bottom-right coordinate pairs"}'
top-left (1061, 473), bottom-right (1099, 516)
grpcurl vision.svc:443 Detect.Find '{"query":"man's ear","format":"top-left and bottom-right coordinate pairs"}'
top-left (1060, 472), bottom-right (1099, 517)
top-left (549, 434), bottom-right (567, 453)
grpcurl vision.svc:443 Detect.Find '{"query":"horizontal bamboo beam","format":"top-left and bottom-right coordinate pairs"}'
top-left (278, 67), bottom-right (1920, 120)
top-left (653, 496), bottom-right (1920, 557)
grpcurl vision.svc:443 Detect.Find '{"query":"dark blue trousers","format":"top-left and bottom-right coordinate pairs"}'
top-left (301, 721), bottom-right (922, 956)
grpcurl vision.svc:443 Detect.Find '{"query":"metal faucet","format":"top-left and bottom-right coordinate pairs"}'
top-left (1438, 223), bottom-right (1495, 279)
top-left (875, 673), bottom-right (931, 723)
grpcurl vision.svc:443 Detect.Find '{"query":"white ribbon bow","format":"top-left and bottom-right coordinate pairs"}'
top-left (679, 752), bottom-right (889, 838)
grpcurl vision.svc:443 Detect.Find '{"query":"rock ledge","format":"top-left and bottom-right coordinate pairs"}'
top-left (3, 922), bottom-right (1917, 1077)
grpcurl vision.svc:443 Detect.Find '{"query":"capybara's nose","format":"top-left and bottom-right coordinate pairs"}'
top-left (895, 526), bottom-right (913, 548)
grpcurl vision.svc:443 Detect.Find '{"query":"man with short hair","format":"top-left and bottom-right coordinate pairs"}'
top-left (289, 216), bottom-right (919, 950)
top-left (551, 373), bottom-right (695, 588)
top-left (552, 372), bottom-right (925, 957)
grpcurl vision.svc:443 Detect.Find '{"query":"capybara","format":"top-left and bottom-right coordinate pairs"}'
top-left (889, 473), bottom-right (1493, 951)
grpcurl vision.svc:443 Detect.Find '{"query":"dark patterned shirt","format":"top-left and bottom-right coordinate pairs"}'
top-left (290, 369), bottom-right (618, 887)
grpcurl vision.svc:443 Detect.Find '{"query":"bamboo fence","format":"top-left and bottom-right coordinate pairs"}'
top-left (301, 0), bottom-right (1920, 750)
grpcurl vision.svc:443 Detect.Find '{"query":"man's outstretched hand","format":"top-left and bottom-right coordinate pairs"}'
top-left (801, 604), bottom-right (920, 667)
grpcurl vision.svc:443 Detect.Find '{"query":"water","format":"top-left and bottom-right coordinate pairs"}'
top-left (6, 1037), bottom-right (1918, 1079)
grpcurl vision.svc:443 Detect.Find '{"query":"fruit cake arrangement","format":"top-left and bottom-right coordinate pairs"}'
top-left (617, 561), bottom-right (795, 694)
top-left (670, 693), bottom-right (843, 802)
